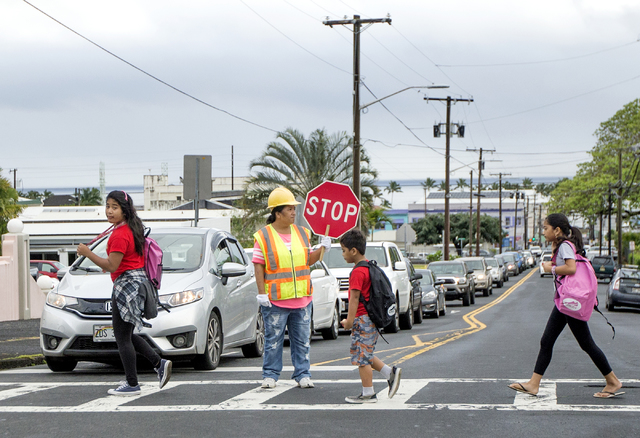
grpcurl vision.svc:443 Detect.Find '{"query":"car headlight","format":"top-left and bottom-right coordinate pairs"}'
top-left (457, 277), bottom-right (466, 284)
top-left (46, 291), bottom-right (78, 309)
top-left (423, 290), bottom-right (437, 299)
top-left (159, 288), bottom-right (204, 307)
top-left (477, 274), bottom-right (485, 280)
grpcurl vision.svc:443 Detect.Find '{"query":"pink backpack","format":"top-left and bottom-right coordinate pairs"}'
top-left (143, 235), bottom-right (163, 290)
top-left (551, 241), bottom-right (597, 321)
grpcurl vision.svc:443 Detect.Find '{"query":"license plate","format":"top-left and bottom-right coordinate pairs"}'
top-left (93, 325), bottom-right (115, 342)
top-left (632, 288), bottom-right (640, 294)
top-left (599, 266), bottom-right (605, 272)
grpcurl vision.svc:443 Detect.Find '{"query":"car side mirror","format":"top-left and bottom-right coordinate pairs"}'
top-left (394, 261), bottom-right (407, 271)
top-left (413, 273), bottom-right (423, 280)
top-left (221, 262), bottom-right (246, 278)
top-left (468, 270), bottom-right (474, 275)
top-left (310, 269), bottom-right (326, 279)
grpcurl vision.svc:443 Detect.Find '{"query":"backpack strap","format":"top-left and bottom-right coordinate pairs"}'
top-left (593, 297), bottom-right (615, 339)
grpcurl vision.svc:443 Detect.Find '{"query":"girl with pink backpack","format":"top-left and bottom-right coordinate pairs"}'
top-left (508, 213), bottom-right (623, 399)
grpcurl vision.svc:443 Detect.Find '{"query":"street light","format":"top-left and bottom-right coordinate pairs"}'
top-left (352, 84), bottom-right (449, 229)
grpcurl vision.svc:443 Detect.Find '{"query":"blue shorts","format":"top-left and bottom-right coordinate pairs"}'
top-left (350, 315), bottom-right (379, 366)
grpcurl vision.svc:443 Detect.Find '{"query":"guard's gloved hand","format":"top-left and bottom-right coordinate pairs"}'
top-left (320, 235), bottom-right (331, 252)
top-left (256, 294), bottom-right (272, 307)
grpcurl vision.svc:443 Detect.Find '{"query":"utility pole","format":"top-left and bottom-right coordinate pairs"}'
top-left (532, 193), bottom-right (537, 247)
top-left (469, 170), bottom-right (473, 253)
top-left (467, 148), bottom-right (494, 255)
top-left (514, 190), bottom-right (520, 250)
top-left (323, 15), bottom-right (392, 229)
top-left (538, 204), bottom-right (542, 243)
top-left (608, 184), bottom-right (612, 257)
top-left (491, 172), bottom-right (510, 254)
top-left (524, 196), bottom-right (529, 249)
top-left (426, 96), bottom-right (474, 259)
top-left (231, 145), bottom-right (234, 191)
top-left (9, 169), bottom-right (17, 189)
top-left (617, 149), bottom-right (623, 262)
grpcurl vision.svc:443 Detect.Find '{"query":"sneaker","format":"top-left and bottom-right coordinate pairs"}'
top-left (298, 377), bottom-right (314, 388)
top-left (155, 359), bottom-right (172, 389)
top-left (108, 382), bottom-right (141, 396)
top-left (387, 366), bottom-right (402, 398)
top-left (345, 393), bottom-right (378, 404)
top-left (261, 378), bottom-right (277, 389)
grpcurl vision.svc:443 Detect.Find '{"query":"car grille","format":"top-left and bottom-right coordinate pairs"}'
top-left (66, 298), bottom-right (112, 317)
top-left (338, 278), bottom-right (349, 291)
top-left (67, 335), bottom-right (156, 351)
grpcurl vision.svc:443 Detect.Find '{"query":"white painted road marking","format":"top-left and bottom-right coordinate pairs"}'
top-left (0, 378), bottom-right (637, 412)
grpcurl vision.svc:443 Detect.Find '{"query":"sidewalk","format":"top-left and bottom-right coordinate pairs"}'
top-left (0, 319), bottom-right (44, 370)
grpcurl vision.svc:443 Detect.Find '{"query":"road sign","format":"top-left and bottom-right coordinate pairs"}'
top-left (630, 241), bottom-right (635, 251)
top-left (303, 181), bottom-right (361, 239)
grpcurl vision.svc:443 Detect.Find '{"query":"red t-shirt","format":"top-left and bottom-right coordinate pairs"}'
top-left (107, 224), bottom-right (144, 281)
top-left (349, 262), bottom-right (371, 318)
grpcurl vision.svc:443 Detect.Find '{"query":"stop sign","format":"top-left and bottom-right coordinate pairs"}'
top-left (303, 181), bottom-right (361, 239)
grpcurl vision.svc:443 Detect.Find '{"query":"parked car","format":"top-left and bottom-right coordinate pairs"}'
top-left (504, 251), bottom-right (524, 273)
top-left (539, 253), bottom-right (553, 277)
top-left (458, 257), bottom-right (492, 296)
top-left (522, 251), bottom-right (535, 268)
top-left (606, 266), bottom-right (640, 311)
top-left (245, 249), bottom-right (342, 340)
top-left (529, 245), bottom-right (542, 257)
top-left (404, 257), bottom-right (425, 324)
top-left (484, 257), bottom-right (504, 288)
top-left (325, 241), bottom-right (412, 333)
top-left (494, 254), bottom-right (511, 282)
top-left (591, 255), bottom-right (617, 282)
top-left (427, 260), bottom-right (475, 306)
top-left (30, 266), bottom-right (39, 279)
top-left (587, 247), bottom-right (618, 260)
top-left (30, 260), bottom-right (66, 280)
top-left (40, 227), bottom-right (265, 372)
top-left (416, 269), bottom-right (446, 318)
top-left (500, 253), bottom-right (519, 277)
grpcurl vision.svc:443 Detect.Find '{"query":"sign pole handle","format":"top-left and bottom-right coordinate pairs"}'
top-left (319, 225), bottom-right (330, 261)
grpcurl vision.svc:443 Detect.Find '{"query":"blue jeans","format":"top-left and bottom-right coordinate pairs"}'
top-left (262, 302), bottom-right (312, 382)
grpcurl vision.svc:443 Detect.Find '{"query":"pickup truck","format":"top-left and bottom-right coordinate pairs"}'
top-left (590, 255), bottom-right (616, 282)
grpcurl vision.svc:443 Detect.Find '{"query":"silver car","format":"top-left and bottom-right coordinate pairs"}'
top-left (458, 257), bottom-right (492, 297)
top-left (40, 227), bottom-right (264, 372)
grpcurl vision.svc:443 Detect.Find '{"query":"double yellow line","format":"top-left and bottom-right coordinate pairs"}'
top-left (392, 269), bottom-right (536, 364)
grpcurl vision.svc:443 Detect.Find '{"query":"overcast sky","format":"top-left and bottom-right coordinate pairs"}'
top-left (2, 0), bottom-right (639, 194)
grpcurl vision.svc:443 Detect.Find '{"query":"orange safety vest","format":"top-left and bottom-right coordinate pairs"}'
top-left (253, 224), bottom-right (313, 300)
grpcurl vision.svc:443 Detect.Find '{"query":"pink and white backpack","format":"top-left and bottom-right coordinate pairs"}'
top-left (551, 241), bottom-right (598, 321)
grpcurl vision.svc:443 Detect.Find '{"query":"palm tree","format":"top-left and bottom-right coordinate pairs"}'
top-left (421, 177), bottom-right (437, 217)
top-left (385, 181), bottom-right (402, 206)
top-left (0, 169), bottom-right (23, 237)
top-left (79, 188), bottom-right (102, 205)
top-left (455, 178), bottom-right (468, 192)
top-left (438, 181), bottom-right (447, 191)
top-left (522, 177), bottom-right (534, 189)
top-left (367, 207), bottom-right (392, 241)
top-left (236, 128), bottom-right (379, 245)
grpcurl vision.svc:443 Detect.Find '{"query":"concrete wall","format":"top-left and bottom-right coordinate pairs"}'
top-left (0, 234), bottom-right (47, 322)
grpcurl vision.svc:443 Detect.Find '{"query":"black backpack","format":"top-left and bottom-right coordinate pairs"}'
top-left (352, 260), bottom-right (397, 329)
top-left (138, 280), bottom-right (170, 328)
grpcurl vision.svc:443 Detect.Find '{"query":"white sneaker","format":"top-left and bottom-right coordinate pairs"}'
top-left (261, 378), bottom-right (277, 389)
top-left (298, 377), bottom-right (314, 388)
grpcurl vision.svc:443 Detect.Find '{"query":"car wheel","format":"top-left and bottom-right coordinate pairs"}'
top-left (45, 357), bottom-right (77, 372)
top-left (399, 294), bottom-right (413, 330)
top-left (462, 291), bottom-right (470, 306)
top-left (439, 300), bottom-right (447, 316)
top-left (193, 311), bottom-right (222, 370)
top-left (431, 306), bottom-right (440, 318)
top-left (483, 287), bottom-right (489, 297)
top-left (608, 300), bottom-right (615, 311)
top-left (242, 310), bottom-right (265, 358)
top-left (498, 280), bottom-right (503, 288)
top-left (414, 301), bottom-right (423, 324)
top-left (385, 295), bottom-right (401, 333)
top-left (321, 304), bottom-right (340, 340)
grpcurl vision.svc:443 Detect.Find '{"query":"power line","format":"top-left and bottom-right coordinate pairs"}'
top-left (437, 39), bottom-right (640, 67)
top-left (22, 0), bottom-right (280, 133)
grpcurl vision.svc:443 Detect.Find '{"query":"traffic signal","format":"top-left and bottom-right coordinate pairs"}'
top-left (532, 236), bottom-right (536, 241)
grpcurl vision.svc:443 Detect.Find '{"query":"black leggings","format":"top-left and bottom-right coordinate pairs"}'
top-left (112, 297), bottom-right (161, 387)
top-left (534, 306), bottom-right (612, 376)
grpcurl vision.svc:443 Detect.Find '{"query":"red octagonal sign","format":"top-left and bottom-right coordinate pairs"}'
top-left (303, 181), bottom-right (361, 239)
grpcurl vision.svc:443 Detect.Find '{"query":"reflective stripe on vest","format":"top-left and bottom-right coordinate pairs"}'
top-left (253, 224), bottom-right (313, 300)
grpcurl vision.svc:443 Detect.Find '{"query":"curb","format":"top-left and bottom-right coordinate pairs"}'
top-left (0, 355), bottom-right (45, 371)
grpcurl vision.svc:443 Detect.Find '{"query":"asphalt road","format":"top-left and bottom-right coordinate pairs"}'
top-left (1, 268), bottom-right (639, 437)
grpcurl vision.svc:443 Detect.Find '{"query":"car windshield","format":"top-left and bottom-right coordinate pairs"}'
top-left (593, 257), bottom-right (613, 265)
top-left (324, 246), bottom-right (388, 268)
top-left (429, 263), bottom-right (464, 275)
top-left (77, 233), bottom-right (205, 272)
top-left (416, 271), bottom-right (433, 286)
top-left (502, 254), bottom-right (515, 263)
top-left (485, 259), bottom-right (498, 268)
top-left (465, 260), bottom-right (485, 270)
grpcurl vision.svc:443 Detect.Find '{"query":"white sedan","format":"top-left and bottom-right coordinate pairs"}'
top-left (539, 254), bottom-right (553, 277)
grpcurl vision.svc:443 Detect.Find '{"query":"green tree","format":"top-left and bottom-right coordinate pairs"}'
top-left (79, 188), bottom-right (102, 205)
top-left (455, 178), bottom-right (468, 191)
top-left (0, 169), bottom-right (23, 239)
top-left (438, 181), bottom-right (447, 191)
top-left (412, 213), bottom-right (501, 246)
top-left (385, 181), bottom-right (402, 205)
top-left (235, 128), bottom-right (380, 246)
top-left (522, 177), bottom-right (534, 189)
top-left (420, 177), bottom-right (437, 217)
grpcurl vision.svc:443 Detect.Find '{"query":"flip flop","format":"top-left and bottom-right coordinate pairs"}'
top-left (593, 390), bottom-right (625, 399)
top-left (508, 383), bottom-right (537, 397)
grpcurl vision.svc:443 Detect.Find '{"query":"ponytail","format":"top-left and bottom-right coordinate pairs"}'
top-left (266, 205), bottom-right (285, 224)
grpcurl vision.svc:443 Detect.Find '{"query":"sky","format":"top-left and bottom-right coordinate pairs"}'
top-left (2, 0), bottom-right (640, 199)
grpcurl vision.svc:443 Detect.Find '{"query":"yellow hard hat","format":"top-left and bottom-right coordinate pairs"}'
top-left (267, 187), bottom-right (300, 210)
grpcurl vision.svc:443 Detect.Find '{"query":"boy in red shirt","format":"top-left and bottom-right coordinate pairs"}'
top-left (340, 229), bottom-right (402, 403)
